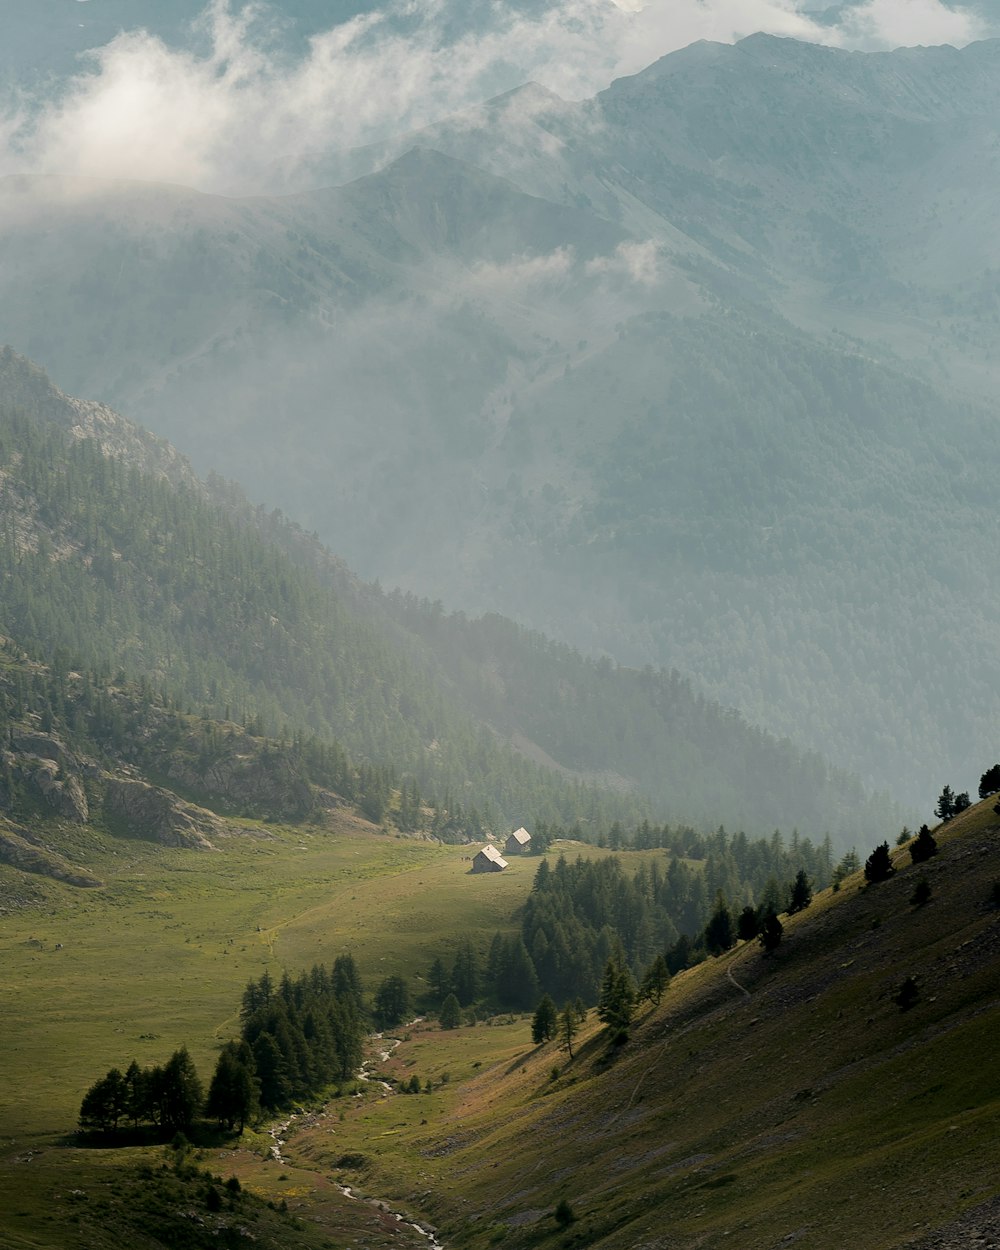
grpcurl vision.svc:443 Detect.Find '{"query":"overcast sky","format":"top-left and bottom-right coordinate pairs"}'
top-left (0, 0), bottom-right (994, 193)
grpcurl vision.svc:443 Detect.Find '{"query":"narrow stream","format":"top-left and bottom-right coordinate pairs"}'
top-left (267, 1027), bottom-right (445, 1250)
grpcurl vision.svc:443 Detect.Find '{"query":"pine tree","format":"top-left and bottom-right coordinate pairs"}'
top-left (909, 824), bottom-right (937, 864)
top-left (737, 905), bottom-right (760, 942)
top-left (788, 868), bottom-right (812, 914)
top-left (758, 912), bottom-right (783, 954)
top-left (207, 1042), bottom-right (260, 1132)
top-left (864, 842), bottom-right (895, 883)
top-left (374, 975), bottom-right (410, 1028)
top-left (597, 959), bottom-right (635, 1037)
top-left (439, 993), bottom-right (461, 1030)
top-left (703, 892), bottom-right (735, 955)
top-left (531, 994), bottom-right (558, 1044)
top-left (935, 785), bottom-right (955, 822)
top-left (558, 1003), bottom-right (580, 1060)
top-left (979, 764), bottom-right (1000, 799)
top-left (638, 953), bottom-right (670, 1006)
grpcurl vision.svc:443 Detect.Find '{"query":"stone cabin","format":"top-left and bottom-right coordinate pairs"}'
top-left (472, 844), bottom-right (508, 873)
top-left (504, 827), bottom-right (531, 856)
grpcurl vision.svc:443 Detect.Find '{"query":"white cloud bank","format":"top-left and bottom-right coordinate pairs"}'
top-left (0, 0), bottom-right (991, 193)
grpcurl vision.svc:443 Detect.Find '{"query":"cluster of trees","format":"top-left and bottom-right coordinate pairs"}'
top-left (935, 785), bottom-right (971, 823)
top-left (420, 834), bottom-right (828, 1026)
top-left (79, 1048), bottom-right (203, 1136)
top-left (239, 962), bottom-right (367, 1110)
top-left (80, 958), bottom-right (371, 1138)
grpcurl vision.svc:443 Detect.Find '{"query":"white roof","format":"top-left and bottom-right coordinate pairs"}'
top-left (508, 827), bottom-right (531, 845)
top-left (476, 844), bottom-right (508, 867)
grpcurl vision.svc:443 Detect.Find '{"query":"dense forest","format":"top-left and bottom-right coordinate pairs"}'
top-left (0, 348), bottom-right (901, 843)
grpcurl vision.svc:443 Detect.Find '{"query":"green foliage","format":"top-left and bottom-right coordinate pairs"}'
top-left (910, 878), bottom-right (932, 908)
top-left (979, 765), bottom-right (1000, 799)
top-left (909, 825), bottom-right (938, 864)
top-left (439, 993), bottom-right (462, 1030)
top-left (704, 892), bottom-right (736, 956)
top-left (758, 913), bottom-right (783, 955)
top-left (206, 1041), bottom-right (260, 1132)
top-left (935, 786), bottom-right (970, 823)
top-left (79, 1047), bottom-right (202, 1138)
top-left (737, 905), bottom-right (760, 942)
top-left (554, 1198), bottom-right (576, 1227)
top-left (531, 994), bottom-right (558, 1044)
top-left (241, 964), bottom-right (366, 1108)
top-left (597, 958), bottom-right (636, 1036)
top-left (558, 1003), bottom-right (581, 1060)
top-left (639, 953), bottom-right (671, 1006)
top-left (374, 975), bottom-right (410, 1029)
top-left (864, 843), bottom-right (895, 884)
top-left (788, 868), bottom-right (812, 914)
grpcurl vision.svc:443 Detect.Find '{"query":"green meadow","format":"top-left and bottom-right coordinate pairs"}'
top-left (0, 819), bottom-right (542, 1141)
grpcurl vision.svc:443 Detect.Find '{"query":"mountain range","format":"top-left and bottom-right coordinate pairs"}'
top-left (2, 33), bottom-right (998, 816)
top-left (0, 345), bottom-right (899, 847)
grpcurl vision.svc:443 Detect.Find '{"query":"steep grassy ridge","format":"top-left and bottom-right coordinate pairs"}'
top-left (291, 801), bottom-right (1000, 1249)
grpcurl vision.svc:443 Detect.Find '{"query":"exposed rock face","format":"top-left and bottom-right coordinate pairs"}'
top-left (102, 778), bottom-right (222, 850)
top-left (0, 820), bottom-right (102, 888)
top-left (25, 758), bottom-right (90, 823)
top-left (162, 749), bottom-right (314, 822)
top-left (6, 733), bottom-right (90, 823)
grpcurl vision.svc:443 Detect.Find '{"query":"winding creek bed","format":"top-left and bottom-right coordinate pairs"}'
top-left (266, 1028), bottom-right (445, 1250)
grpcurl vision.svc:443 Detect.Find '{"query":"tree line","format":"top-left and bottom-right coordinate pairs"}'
top-left (79, 957), bottom-right (370, 1138)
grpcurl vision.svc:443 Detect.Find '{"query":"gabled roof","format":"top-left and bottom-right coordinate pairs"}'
top-left (508, 827), bottom-right (531, 846)
top-left (475, 843), bottom-right (508, 867)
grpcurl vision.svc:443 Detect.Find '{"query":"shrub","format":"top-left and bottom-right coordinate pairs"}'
top-left (910, 878), bottom-right (932, 908)
top-left (894, 976), bottom-right (920, 1011)
top-left (554, 1198), bottom-right (576, 1227)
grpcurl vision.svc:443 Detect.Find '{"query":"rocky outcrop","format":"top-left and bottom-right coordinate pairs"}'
top-left (0, 820), bottom-right (102, 888)
top-left (162, 748), bottom-right (315, 822)
top-left (7, 733), bottom-right (90, 823)
top-left (102, 778), bottom-right (223, 850)
top-left (24, 758), bottom-right (90, 823)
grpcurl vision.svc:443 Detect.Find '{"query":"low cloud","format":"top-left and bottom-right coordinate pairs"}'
top-left (585, 241), bottom-right (663, 287)
top-left (0, 0), bottom-right (992, 194)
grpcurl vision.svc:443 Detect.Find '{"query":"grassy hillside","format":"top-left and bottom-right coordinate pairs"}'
top-left (284, 799), bottom-right (1000, 1250)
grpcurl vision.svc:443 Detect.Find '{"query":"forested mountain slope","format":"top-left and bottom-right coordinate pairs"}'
top-left (1, 38), bottom-right (998, 813)
top-left (0, 348), bottom-right (899, 842)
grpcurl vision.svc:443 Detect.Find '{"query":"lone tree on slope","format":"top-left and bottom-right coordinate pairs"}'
top-left (979, 764), bottom-right (1000, 799)
top-left (864, 842), bottom-right (895, 884)
top-left (788, 869), bottom-right (812, 914)
top-left (909, 824), bottom-right (938, 864)
top-left (758, 913), bottom-right (784, 955)
top-left (532, 994), bottom-right (558, 1044)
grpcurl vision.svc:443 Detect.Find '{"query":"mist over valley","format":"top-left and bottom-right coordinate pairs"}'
top-left (1, 5), bottom-right (999, 1248)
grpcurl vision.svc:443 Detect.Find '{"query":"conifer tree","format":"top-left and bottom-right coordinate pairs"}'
top-left (597, 959), bottom-right (636, 1036)
top-left (531, 994), bottom-right (558, 1044)
top-left (788, 868), bottom-right (812, 914)
top-left (704, 892), bottom-right (736, 955)
top-left (439, 993), bottom-right (461, 1030)
top-left (864, 842), bottom-right (895, 883)
top-left (639, 954), bottom-right (670, 1006)
top-left (909, 824), bottom-right (937, 864)
top-left (558, 1003), bottom-right (580, 1060)
top-left (758, 912), bottom-right (784, 954)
